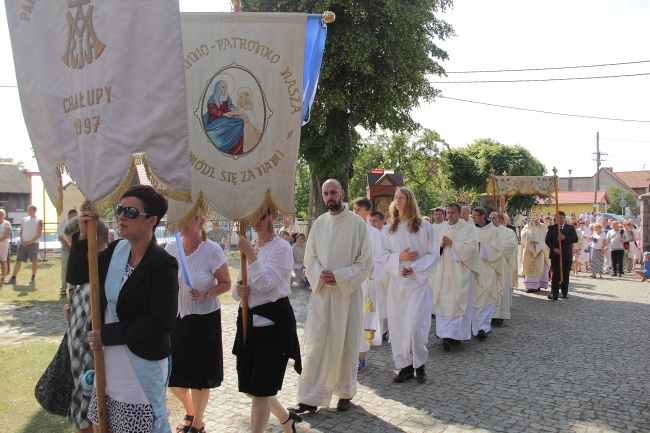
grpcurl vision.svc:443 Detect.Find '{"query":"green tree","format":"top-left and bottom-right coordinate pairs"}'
top-left (0, 157), bottom-right (26, 170)
top-left (293, 158), bottom-right (311, 218)
top-left (348, 129), bottom-right (448, 213)
top-left (242, 0), bottom-right (455, 214)
top-left (440, 139), bottom-right (547, 212)
top-left (607, 186), bottom-right (639, 215)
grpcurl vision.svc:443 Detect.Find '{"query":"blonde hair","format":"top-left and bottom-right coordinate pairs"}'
top-left (594, 223), bottom-right (602, 230)
top-left (389, 187), bottom-right (421, 235)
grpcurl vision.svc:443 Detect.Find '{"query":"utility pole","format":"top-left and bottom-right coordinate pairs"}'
top-left (592, 131), bottom-right (607, 212)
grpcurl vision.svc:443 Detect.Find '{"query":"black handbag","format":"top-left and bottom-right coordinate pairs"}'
top-left (35, 332), bottom-right (74, 416)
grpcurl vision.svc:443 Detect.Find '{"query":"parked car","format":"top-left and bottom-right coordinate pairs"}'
top-left (601, 213), bottom-right (627, 223)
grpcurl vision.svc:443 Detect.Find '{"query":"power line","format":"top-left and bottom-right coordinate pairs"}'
top-left (599, 138), bottom-right (650, 143)
top-left (430, 72), bottom-right (650, 84)
top-left (446, 59), bottom-right (650, 74)
top-left (439, 96), bottom-right (650, 123)
top-left (0, 85), bottom-right (18, 88)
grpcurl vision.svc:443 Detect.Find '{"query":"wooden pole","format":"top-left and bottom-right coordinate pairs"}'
top-left (552, 167), bottom-right (563, 283)
top-left (234, 0), bottom-right (240, 12)
top-left (239, 220), bottom-right (248, 342)
top-left (490, 169), bottom-right (497, 213)
top-left (87, 218), bottom-right (107, 432)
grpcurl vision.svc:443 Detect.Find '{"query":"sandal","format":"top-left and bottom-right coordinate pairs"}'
top-left (188, 425), bottom-right (205, 433)
top-left (176, 415), bottom-right (194, 433)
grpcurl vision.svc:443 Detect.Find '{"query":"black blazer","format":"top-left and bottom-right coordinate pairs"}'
top-left (67, 233), bottom-right (179, 361)
top-left (545, 223), bottom-right (579, 260)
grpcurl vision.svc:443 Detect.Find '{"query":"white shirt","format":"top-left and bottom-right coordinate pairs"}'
top-left (233, 235), bottom-right (293, 326)
top-left (21, 216), bottom-right (41, 242)
top-left (165, 239), bottom-right (227, 318)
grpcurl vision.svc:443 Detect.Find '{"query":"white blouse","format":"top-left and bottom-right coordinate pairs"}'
top-left (165, 239), bottom-right (227, 318)
top-left (233, 235), bottom-right (293, 327)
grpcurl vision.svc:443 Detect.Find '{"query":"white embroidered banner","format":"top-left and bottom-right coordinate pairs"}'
top-left (167, 12), bottom-right (308, 224)
top-left (5, 0), bottom-right (192, 212)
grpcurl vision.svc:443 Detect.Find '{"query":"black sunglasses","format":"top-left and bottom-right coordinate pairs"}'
top-left (116, 204), bottom-right (148, 219)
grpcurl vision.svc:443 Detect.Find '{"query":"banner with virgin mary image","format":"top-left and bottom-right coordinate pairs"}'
top-left (5, 0), bottom-right (192, 213)
top-left (167, 12), bottom-right (327, 224)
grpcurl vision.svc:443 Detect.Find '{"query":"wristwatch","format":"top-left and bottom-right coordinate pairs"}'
top-left (203, 290), bottom-right (210, 300)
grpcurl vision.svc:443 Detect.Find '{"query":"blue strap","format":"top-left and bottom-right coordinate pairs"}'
top-left (302, 14), bottom-right (328, 125)
top-left (104, 240), bottom-right (171, 433)
top-left (174, 232), bottom-right (193, 290)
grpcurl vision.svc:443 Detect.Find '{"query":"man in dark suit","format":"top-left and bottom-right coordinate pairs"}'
top-left (545, 211), bottom-right (579, 300)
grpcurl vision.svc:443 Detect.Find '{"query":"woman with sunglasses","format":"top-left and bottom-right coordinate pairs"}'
top-left (232, 210), bottom-right (302, 433)
top-left (67, 185), bottom-right (178, 433)
top-left (164, 213), bottom-right (231, 433)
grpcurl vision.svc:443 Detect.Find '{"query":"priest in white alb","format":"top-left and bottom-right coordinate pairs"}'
top-left (521, 213), bottom-right (550, 292)
top-left (369, 210), bottom-right (390, 341)
top-left (490, 212), bottom-right (518, 323)
top-left (382, 187), bottom-right (439, 384)
top-left (290, 179), bottom-right (372, 414)
top-left (430, 203), bottom-right (480, 352)
top-left (472, 207), bottom-right (503, 341)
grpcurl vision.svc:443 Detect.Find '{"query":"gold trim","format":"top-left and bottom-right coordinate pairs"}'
top-left (165, 189), bottom-right (296, 232)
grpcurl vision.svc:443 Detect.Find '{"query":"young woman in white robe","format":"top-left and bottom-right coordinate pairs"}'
top-left (382, 187), bottom-right (440, 384)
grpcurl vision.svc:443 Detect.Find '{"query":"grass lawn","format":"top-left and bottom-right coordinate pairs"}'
top-left (0, 253), bottom-right (242, 432)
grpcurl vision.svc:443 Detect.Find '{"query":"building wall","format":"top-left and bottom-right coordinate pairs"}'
top-left (58, 183), bottom-right (86, 220)
top-left (532, 202), bottom-right (606, 217)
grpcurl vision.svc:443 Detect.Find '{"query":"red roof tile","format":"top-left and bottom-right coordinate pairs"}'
top-left (536, 190), bottom-right (607, 205)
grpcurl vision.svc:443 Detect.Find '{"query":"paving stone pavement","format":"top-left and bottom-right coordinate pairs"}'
top-left (2, 272), bottom-right (649, 432)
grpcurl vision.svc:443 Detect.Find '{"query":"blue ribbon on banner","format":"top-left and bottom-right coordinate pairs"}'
top-left (302, 15), bottom-right (328, 125)
top-left (174, 232), bottom-right (194, 294)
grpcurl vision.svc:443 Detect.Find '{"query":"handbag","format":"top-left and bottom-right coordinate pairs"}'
top-left (35, 332), bottom-right (74, 416)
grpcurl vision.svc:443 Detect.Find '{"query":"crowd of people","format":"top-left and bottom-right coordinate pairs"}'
top-left (22, 182), bottom-right (650, 432)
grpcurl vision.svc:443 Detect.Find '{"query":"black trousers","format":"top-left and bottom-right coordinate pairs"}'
top-left (611, 249), bottom-right (625, 276)
top-left (550, 254), bottom-right (572, 296)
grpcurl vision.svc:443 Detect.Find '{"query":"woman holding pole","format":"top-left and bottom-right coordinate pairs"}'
top-left (67, 185), bottom-right (178, 433)
top-left (232, 210), bottom-right (303, 433)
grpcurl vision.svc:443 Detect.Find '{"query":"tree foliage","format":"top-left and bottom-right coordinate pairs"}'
top-left (440, 139), bottom-right (547, 212)
top-left (607, 186), bottom-right (639, 215)
top-left (242, 0), bottom-right (455, 214)
top-left (348, 129), bottom-right (448, 213)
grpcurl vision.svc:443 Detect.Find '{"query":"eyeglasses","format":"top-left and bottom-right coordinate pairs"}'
top-left (115, 205), bottom-right (148, 219)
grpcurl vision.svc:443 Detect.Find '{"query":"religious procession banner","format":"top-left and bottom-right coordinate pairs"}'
top-left (5, 0), bottom-right (192, 214)
top-left (488, 175), bottom-right (557, 196)
top-left (166, 13), bottom-right (327, 224)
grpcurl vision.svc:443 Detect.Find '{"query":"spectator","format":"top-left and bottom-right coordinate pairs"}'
top-left (291, 233), bottom-right (308, 287)
top-left (0, 209), bottom-right (11, 285)
top-left (8, 204), bottom-right (43, 285)
top-left (58, 209), bottom-right (78, 297)
top-left (634, 251), bottom-right (650, 282)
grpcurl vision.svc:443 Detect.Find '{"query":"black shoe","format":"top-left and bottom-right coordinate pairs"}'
top-left (336, 398), bottom-right (352, 412)
top-left (450, 338), bottom-right (461, 345)
top-left (477, 329), bottom-right (487, 341)
top-left (382, 331), bottom-right (389, 343)
top-left (287, 403), bottom-right (317, 414)
top-left (442, 338), bottom-right (451, 351)
top-left (548, 295), bottom-right (558, 301)
top-left (281, 410), bottom-right (303, 432)
top-left (561, 293), bottom-right (568, 298)
top-left (416, 366), bottom-right (427, 383)
top-left (392, 365), bottom-right (414, 383)
top-left (491, 318), bottom-right (503, 325)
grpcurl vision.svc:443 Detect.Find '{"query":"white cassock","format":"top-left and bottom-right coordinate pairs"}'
top-left (299, 209), bottom-right (373, 407)
top-left (430, 220), bottom-right (480, 341)
top-left (473, 222), bottom-right (502, 335)
top-left (430, 221), bottom-right (447, 313)
top-left (359, 220), bottom-right (386, 352)
top-left (494, 225), bottom-right (517, 320)
top-left (383, 219), bottom-right (440, 369)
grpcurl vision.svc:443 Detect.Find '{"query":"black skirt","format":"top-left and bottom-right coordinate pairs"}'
top-left (236, 324), bottom-right (289, 397)
top-left (168, 309), bottom-right (223, 389)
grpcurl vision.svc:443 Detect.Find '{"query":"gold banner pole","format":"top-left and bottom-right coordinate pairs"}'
top-left (552, 167), bottom-right (562, 283)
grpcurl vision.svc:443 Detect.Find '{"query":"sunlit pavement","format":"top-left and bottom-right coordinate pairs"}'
top-left (5, 272), bottom-right (649, 432)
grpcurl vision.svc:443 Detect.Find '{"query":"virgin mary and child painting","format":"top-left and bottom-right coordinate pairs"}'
top-left (202, 75), bottom-right (264, 155)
